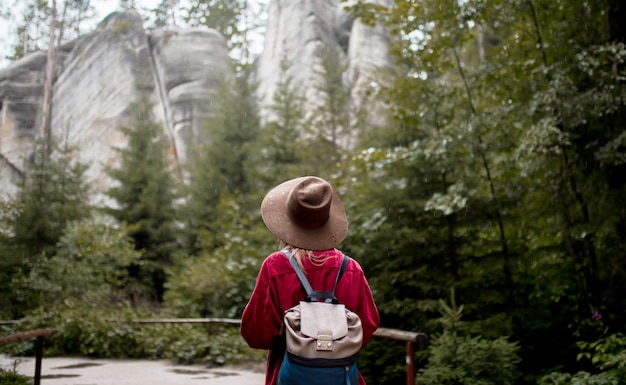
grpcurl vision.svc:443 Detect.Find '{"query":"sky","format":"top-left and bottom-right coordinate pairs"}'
top-left (0, 0), bottom-right (267, 70)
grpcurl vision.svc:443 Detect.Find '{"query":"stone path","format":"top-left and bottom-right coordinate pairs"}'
top-left (0, 355), bottom-right (266, 385)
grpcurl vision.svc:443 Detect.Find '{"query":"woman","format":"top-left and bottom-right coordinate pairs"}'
top-left (240, 176), bottom-right (380, 385)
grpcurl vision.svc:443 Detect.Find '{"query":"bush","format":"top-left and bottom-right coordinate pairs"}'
top-left (0, 367), bottom-right (30, 385)
top-left (3, 303), bottom-right (253, 366)
top-left (417, 296), bottom-right (520, 385)
top-left (537, 333), bottom-right (626, 385)
top-left (1, 216), bottom-right (257, 367)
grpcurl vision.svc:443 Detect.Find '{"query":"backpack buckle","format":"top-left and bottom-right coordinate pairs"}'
top-left (317, 334), bottom-right (333, 351)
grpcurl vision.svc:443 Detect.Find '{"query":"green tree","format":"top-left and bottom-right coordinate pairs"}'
top-left (17, 216), bottom-right (141, 307)
top-left (345, 0), bottom-right (626, 382)
top-left (417, 293), bottom-right (520, 385)
top-left (307, 45), bottom-right (351, 163)
top-left (166, 192), bottom-right (272, 318)
top-left (0, 136), bottom-right (90, 315)
top-left (104, 97), bottom-right (179, 303)
top-left (538, 333), bottom-right (626, 385)
top-left (182, 67), bottom-right (259, 253)
top-left (5, 138), bottom-right (90, 259)
top-left (255, 49), bottom-right (310, 181)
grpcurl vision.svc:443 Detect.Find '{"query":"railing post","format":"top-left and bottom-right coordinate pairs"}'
top-left (406, 341), bottom-right (415, 385)
top-left (34, 336), bottom-right (44, 385)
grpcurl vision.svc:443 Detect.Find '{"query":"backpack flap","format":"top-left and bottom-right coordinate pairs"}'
top-left (300, 301), bottom-right (349, 344)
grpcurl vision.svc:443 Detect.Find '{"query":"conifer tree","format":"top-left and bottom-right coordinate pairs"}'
top-left (256, 50), bottom-right (309, 182)
top-left (104, 96), bottom-right (179, 303)
top-left (0, 135), bottom-right (90, 315)
top-left (10, 137), bottom-right (90, 258)
top-left (183, 67), bottom-right (260, 253)
top-left (308, 45), bottom-right (351, 151)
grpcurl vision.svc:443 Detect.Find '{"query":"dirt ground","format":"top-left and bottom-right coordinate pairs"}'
top-left (0, 355), bottom-right (266, 385)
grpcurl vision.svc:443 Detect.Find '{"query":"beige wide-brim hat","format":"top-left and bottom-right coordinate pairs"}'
top-left (261, 176), bottom-right (348, 250)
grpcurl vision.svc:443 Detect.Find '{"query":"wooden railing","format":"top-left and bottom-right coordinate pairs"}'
top-left (127, 318), bottom-right (429, 385)
top-left (1, 319), bottom-right (428, 385)
top-left (0, 328), bottom-right (55, 385)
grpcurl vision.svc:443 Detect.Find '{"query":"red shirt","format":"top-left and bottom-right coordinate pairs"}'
top-left (240, 248), bottom-right (380, 385)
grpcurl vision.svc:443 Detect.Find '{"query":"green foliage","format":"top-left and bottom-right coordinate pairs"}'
top-left (14, 216), bottom-right (141, 307)
top-left (3, 2), bottom-right (626, 383)
top-left (181, 0), bottom-right (246, 53)
top-left (255, 49), bottom-right (311, 181)
top-left (538, 372), bottom-right (618, 385)
top-left (3, 304), bottom-right (248, 366)
top-left (307, 45), bottom-right (351, 163)
top-left (0, 367), bottom-right (30, 385)
top-left (537, 333), bottom-right (626, 385)
top-left (344, 0), bottom-right (626, 383)
top-left (0, 137), bottom-right (91, 316)
top-left (576, 333), bottom-right (626, 378)
top-left (182, 70), bottom-right (260, 254)
top-left (8, 138), bottom-right (90, 259)
top-left (167, 192), bottom-right (274, 318)
top-left (2, 216), bottom-right (249, 365)
top-left (105, 96), bottom-right (180, 302)
top-left (417, 296), bottom-right (520, 385)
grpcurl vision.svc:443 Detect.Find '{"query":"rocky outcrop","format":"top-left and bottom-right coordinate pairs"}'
top-left (0, 41), bottom-right (76, 197)
top-left (150, 27), bottom-right (232, 163)
top-left (0, 11), bottom-right (232, 203)
top-left (254, 0), bottom-right (393, 141)
top-left (0, 0), bottom-right (393, 202)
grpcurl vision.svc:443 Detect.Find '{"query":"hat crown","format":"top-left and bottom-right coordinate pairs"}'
top-left (287, 178), bottom-right (332, 229)
top-left (260, 176), bottom-right (348, 250)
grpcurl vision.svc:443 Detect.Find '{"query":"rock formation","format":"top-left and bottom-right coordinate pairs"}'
top-left (0, 11), bottom-right (232, 204)
top-left (0, 0), bottom-right (392, 204)
top-left (254, 0), bottom-right (393, 136)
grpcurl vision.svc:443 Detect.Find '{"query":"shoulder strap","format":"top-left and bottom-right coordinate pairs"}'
top-left (283, 249), bottom-right (349, 303)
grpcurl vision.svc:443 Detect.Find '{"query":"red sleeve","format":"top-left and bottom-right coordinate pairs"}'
top-left (355, 269), bottom-right (380, 348)
top-left (240, 256), bottom-right (283, 349)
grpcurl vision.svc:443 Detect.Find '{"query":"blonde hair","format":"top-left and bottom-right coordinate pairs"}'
top-left (279, 240), bottom-right (335, 271)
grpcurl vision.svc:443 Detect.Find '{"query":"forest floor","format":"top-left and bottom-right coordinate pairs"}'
top-left (0, 354), bottom-right (266, 385)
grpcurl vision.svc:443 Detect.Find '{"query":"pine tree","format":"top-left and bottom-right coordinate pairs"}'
top-left (183, 68), bottom-right (260, 253)
top-left (0, 135), bottom-right (91, 315)
top-left (256, 50), bottom-right (309, 182)
top-left (104, 96), bottom-right (179, 303)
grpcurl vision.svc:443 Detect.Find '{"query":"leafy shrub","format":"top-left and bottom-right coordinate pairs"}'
top-left (5, 303), bottom-right (251, 366)
top-left (2, 216), bottom-right (254, 366)
top-left (537, 333), bottom-right (626, 385)
top-left (0, 367), bottom-right (30, 385)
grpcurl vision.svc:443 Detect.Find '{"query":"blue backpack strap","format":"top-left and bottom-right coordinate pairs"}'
top-left (331, 255), bottom-right (349, 296)
top-left (283, 250), bottom-right (349, 303)
top-left (284, 249), bottom-right (314, 295)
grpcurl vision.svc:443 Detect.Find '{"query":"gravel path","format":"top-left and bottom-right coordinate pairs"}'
top-left (0, 355), bottom-right (266, 385)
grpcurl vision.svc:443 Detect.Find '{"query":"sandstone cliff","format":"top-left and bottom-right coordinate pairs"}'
top-left (255, 0), bottom-right (393, 134)
top-left (0, 11), bottom-right (232, 204)
top-left (0, 0), bottom-right (392, 204)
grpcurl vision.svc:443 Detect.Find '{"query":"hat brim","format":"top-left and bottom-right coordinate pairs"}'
top-left (261, 177), bottom-right (348, 250)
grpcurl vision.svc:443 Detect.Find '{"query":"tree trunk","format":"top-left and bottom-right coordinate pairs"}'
top-left (40, 0), bottom-right (57, 156)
